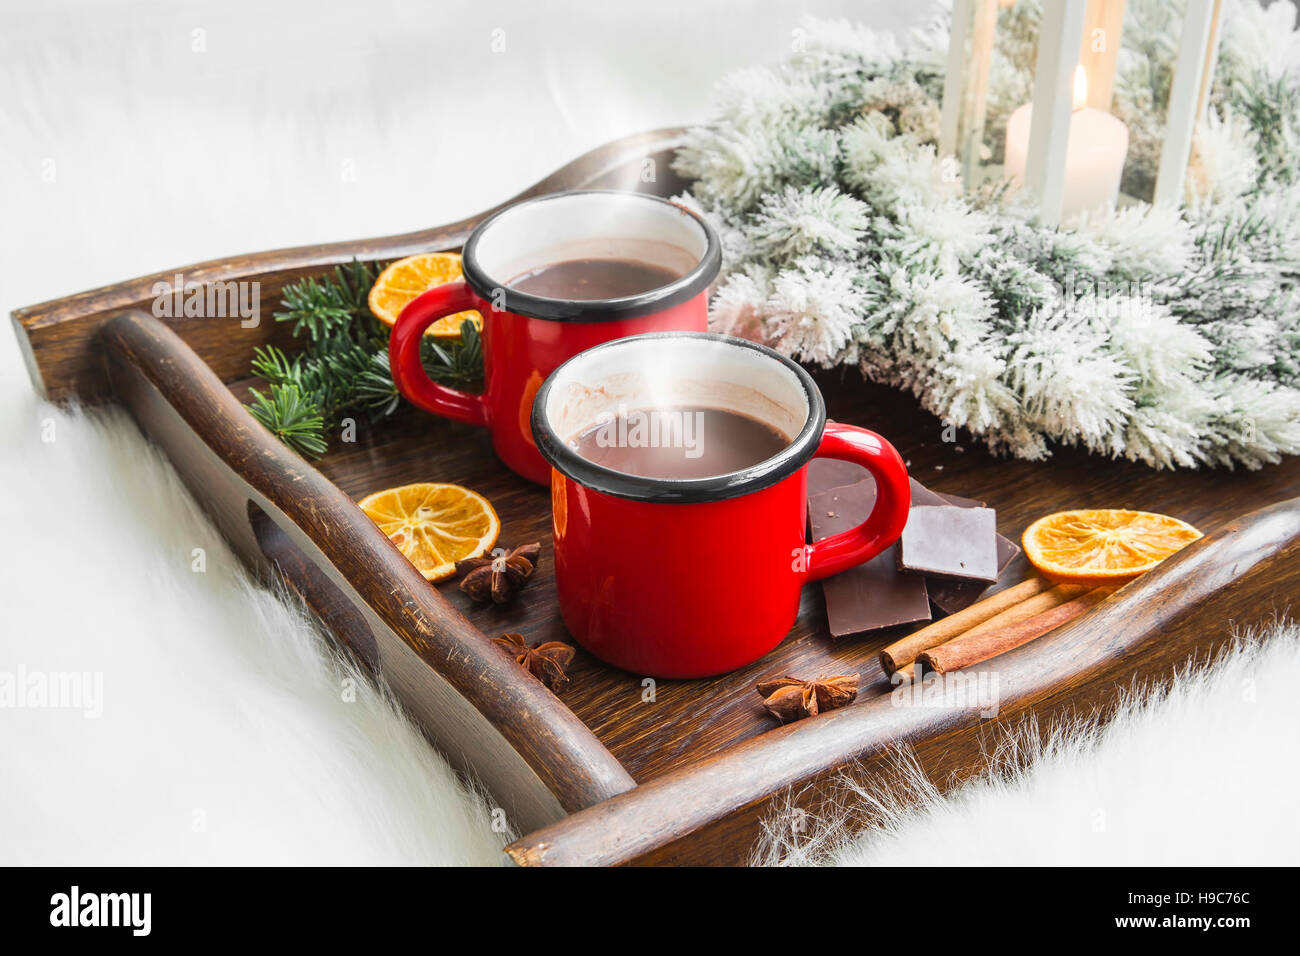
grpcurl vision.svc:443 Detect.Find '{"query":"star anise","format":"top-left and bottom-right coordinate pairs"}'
top-left (456, 543), bottom-right (541, 604)
top-left (493, 632), bottom-right (575, 693)
top-left (755, 674), bottom-right (859, 723)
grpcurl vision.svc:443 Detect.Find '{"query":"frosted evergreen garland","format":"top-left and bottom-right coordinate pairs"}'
top-left (673, 0), bottom-right (1300, 469)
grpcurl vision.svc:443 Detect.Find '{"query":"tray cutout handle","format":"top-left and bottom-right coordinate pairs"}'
top-left (247, 500), bottom-right (380, 670)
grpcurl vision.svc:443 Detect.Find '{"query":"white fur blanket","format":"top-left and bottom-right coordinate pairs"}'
top-left (757, 623), bottom-right (1300, 866)
top-left (2, 0), bottom-right (1296, 866)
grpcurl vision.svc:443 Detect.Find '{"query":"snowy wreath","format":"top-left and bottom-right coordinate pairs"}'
top-left (673, 0), bottom-right (1300, 470)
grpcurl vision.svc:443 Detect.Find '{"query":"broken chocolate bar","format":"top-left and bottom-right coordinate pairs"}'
top-left (808, 474), bottom-right (1022, 621)
top-left (897, 505), bottom-right (999, 582)
top-left (925, 529), bottom-right (1021, 614)
top-left (911, 477), bottom-right (983, 510)
top-left (809, 485), bottom-right (931, 639)
top-left (810, 459), bottom-right (989, 506)
top-left (808, 457), bottom-right (870, 498)
top-left (935, 538), bottom-right (1024, 613)
top-left (923, 485), bottom-right (1020, 614)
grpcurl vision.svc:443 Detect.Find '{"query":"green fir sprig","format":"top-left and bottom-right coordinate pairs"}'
top-left (245, 259), bottom-right (484, 458)
top-left (246, 383), bottom-right (328, 458)
top-left (275, 260), bottom-right (384, 348)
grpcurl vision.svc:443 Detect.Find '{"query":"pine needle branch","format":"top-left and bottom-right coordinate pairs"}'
top-left (273, 260), bottom-right (383, 345)
top-left (247, 258), bottom-right (485, 458)
top-left (246, 383), bottom-right (328, 458)
top-left (421, 319), bottom-right (484, 389)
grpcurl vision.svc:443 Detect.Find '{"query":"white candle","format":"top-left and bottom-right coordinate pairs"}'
top-left (1004, 66), bottom-right (1129, 218)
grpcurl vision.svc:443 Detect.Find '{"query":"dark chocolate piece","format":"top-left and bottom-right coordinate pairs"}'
top-left (913, 477), bottom-right (984, 510)
top-left (925, 485), bottom-right (1020, 614)
top-left (936, 489), bottom-right (986, 509)
top-left (807, 458), bottom-right (869, 498)
top-left (807, 475), bottom-right (1020, 614)
top-left (809, 484), bottom-right (931, 639)
top-left (910, 478), bottom-right (1017, 612)
top-left (925, 534), bottom-right (1021, 614)
top-left (897, 505), bottom-right (999, 582)
top-left (815, 470), bottom-right (988, 513)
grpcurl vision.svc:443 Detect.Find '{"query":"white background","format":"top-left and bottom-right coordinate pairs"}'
top-left (1, 0), bottom-right (923, 319)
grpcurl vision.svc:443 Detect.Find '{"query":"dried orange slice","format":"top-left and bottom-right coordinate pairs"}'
top-left (1022, 509), bottom-right (1202, 586)
top-left (367, 252), bottom-right (483, 339)
top-left (358, 482), bottom-right (499, 582)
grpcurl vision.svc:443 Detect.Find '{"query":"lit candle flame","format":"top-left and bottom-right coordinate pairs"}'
top-left (1073, 65), bottom-right (1088, 111)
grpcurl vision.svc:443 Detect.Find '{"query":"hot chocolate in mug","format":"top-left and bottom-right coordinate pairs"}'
top-left (531, 332), bottom-right (911, 678)
top-left (390, 190), bottom-right (721, 484)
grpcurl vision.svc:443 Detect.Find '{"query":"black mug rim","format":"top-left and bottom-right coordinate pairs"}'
top-left (459, 190), bottom-right (722, 322)
top-left (530, 332), bottom-right (827, 504)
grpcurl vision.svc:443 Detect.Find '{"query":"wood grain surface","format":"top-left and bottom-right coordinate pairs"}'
top-left (17, 127), bottom-right (1300, 865)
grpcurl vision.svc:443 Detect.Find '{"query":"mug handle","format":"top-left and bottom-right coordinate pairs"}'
top-left (389, 281), bottom-right (490, 427)
top-left (804, 421), bottom-right (911, 581)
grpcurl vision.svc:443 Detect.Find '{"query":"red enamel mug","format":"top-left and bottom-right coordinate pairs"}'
top-left (531, 332), bottom-right (911, 678)
top-left (390, 190), bottom-right (721, 484)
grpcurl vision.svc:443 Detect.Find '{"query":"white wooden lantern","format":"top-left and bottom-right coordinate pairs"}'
top-left (939, 0), bottom-right (1224, 225)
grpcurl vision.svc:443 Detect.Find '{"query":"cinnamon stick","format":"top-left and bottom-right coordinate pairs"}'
top-left (917, 587), bottom-right (1112, 674)
top-left (879, 578), bottom-right (1072, 673)
top-left (889, 661), bottom-right (916, 685)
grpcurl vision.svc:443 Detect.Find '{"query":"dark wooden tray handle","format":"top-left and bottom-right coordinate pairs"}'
top-left (100, 310), bottom-right (636, 835)
top-left (504, 496), bottom-right (1300, 865)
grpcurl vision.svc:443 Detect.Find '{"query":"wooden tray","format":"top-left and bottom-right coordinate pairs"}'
top-left (14, 128), bottom-right (1300, 866)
